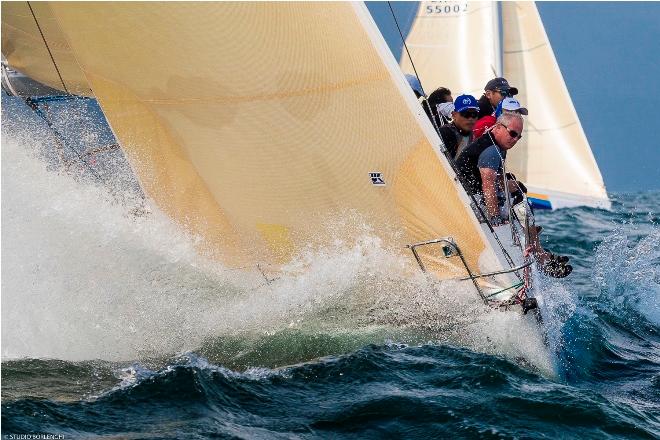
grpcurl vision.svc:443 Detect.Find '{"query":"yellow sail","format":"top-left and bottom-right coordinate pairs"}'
top-left (1, 2), bottom-right (91, 96)
top-left (502, 2), bottom-right (610, 209)
top-left (4, 1), bottom-right (523, 293)
top-left (399, 1), bottom-right (499, 97)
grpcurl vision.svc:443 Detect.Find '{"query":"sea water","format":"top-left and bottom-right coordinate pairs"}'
top-left (2, 96), bottom-right (658, 439)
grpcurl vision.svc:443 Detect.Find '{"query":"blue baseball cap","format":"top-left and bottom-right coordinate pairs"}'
top-left (453, 94), bottom-right (479, 113)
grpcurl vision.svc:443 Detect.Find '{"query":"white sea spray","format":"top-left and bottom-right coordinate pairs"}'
top-left (1, 96), bottom-right (551, 374)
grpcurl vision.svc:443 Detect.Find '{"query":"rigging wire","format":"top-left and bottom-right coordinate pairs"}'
top-left (386, 2), bottom-right (520, 275)
top-left (26, 1), bottom-right (69, 94)
top-left (25, 95), bottom-right (107, 183)
top-left (387, 1), bottom-right (426, 97)
top-left (1, 63), bottom-right (117, 189)
top-left (387, 2), bottom-right (446, 130)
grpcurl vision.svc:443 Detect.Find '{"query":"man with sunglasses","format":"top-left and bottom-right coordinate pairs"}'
top-left (438, 94), bottom-right (479, 159)
top-left (455, 112), bottom-right (523, 224)
top-left (477, 77), bottom-right (519, 119)
top-left (455, 113), bottom-right (573, 277)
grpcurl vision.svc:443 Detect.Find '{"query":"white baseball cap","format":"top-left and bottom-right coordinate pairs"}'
top-left (501, 97), bottom-right (528, 115)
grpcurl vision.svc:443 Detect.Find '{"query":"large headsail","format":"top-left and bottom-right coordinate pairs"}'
top-left (399, 1), bottom-right (500, 97)
top-left (5, 2), bottom-right (520, 291)
top-left (502, 2), bottom-right (610, 209)
top-left (1, 2), bottom-right (91, 96)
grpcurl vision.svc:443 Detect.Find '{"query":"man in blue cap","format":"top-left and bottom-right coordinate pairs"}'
top-left (438, 94), bottom-right (480, 159)
top-left (477, 77), bottom-right (519, 119)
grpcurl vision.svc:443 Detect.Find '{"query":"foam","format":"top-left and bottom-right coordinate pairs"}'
top-left (1, 101), bottom-right (553, 374)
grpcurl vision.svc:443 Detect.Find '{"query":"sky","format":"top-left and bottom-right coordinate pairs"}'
top-left (366, 2), bottom-right (660, 193)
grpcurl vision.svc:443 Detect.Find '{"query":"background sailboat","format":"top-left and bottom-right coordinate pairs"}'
top-left (502, 2), bottom-right (610, 210)
top-left (393, 1), bottom-right (610, 210)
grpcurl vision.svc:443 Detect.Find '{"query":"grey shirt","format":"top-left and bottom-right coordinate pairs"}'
top-left (477, 145), bottom-right (507, 203)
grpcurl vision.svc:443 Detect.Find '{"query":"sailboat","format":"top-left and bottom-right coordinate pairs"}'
top-left (397, 1), bottom-right (610, 210)
top-left (2, 2), bottom-right (540, 319)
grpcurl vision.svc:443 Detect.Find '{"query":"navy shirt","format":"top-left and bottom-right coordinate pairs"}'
top-left (455, 134), bottom-right (506, 196)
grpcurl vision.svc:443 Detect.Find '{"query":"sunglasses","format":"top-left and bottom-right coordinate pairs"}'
top-left (458, 110), bottom-right (479, 119)
top-left (496, 89), bottom-right (512, 97)
top-left (499, 123), bottom-right (522, 139)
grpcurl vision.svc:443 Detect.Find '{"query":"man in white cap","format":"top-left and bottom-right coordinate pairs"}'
top-left (473, 96), bottom-right (528, 139)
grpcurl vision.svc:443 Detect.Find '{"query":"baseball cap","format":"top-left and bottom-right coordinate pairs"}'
top-left (500, 97), bottom-right (528, 115)
top-left (405, 74), bottom-right (425, 98)
top-left (453, 94), bottom-right (479, 113)
top-left (484, 77), bottom-right (519, 96)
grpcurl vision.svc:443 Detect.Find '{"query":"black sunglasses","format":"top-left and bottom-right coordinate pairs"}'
top-left (459, 110), bottom-right (479, 119)
top-left (500, 123), bottom-right (522, 139)
top-left (496, 89), bottom-right (512, 98)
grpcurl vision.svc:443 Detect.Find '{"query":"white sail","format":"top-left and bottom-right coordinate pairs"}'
top-left (393, 1), bottom-right (609, 210)
top-left (399, 1), bottom-right (500, 97)
top-left (0, 0), bottom-right (525, 297)
top-left (502, 2), bottom-right (610, 209)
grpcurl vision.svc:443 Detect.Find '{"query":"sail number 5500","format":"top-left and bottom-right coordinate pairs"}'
top-left (425, 2), bottom-right (468, 15)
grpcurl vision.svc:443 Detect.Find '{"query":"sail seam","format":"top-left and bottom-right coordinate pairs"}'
top-left (503, 43), bottom-right (547, 54)
top-left (527, 121), bottom-right (579, 133)
top-left (26, 1), bottom-right (69, 94)
top-left (108, 73), bottom-right (391, 105)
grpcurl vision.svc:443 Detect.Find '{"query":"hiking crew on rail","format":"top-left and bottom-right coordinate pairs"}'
top-left (406, 75), bottom-right (573, 278)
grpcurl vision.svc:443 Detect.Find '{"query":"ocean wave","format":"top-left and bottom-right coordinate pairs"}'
top-left (2, 346), bottom-right (657, 439)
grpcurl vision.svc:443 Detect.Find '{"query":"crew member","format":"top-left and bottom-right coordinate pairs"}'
top-left (438, 94), bottom-right (479, 159)
top-left (455, 112), bottom-right (571, 277)
top-left (477, 77), bottom-right (519, 119)
top-left (473, 96), bottom-right (528, 139)
top-left (425, 86), bottom-right (454, 128)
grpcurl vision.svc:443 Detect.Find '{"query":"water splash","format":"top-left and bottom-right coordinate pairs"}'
top-left (1, 98), bottom-right (551, 373)
top-left (592, 227), bottom-right (660, 326)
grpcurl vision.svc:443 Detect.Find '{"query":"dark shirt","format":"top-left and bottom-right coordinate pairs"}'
top-left (438, 123), bottom-right (472, 159)
top-left (455, 133), bottom-right (506, 196)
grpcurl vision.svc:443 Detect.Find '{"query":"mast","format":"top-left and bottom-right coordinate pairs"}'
top-left (493, 1), bottom-right (503, 77)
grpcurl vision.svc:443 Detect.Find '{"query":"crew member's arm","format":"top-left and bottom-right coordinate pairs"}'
top-left (480, 167), bottom-right (500, 221)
